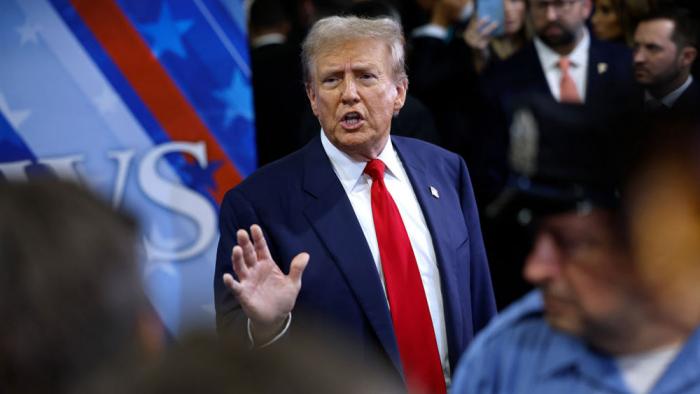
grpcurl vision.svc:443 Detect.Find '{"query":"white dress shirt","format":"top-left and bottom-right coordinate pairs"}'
top-left (251, 33), bottom-right (286, 49)
top-left (534, 28), bottom-right (591, 102)
top-left (321, 131), bottom-right (451, 382)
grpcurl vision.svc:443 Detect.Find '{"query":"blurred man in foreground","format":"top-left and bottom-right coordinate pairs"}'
top-left (453, 99), bottom-right (700, 393)
top-left (0, 180), bottom-right (162, 394)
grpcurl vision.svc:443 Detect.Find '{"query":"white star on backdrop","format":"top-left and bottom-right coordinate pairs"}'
top-left (93, 88), bottom-right (120, 115)
top-left (0, 93), bottom-right (31, 129)
top-left (16, 21), bottom-right (41, 46)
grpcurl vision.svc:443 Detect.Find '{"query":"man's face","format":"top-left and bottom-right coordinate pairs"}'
top-left (306, 38), bottom-right (407, 161)
top-left (523, 209), bottom-right (636, 340)
top-left (530, 0), bottom-right (592, 49)
top-left (633, 19), bottom-right (685, 89)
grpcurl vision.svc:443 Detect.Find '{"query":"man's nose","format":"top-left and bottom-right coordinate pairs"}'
top-left (633, 48), bottom-right (646, 64)
top-left (340, 78), bottom-right (360, 104)
top-left (523, 233), bottom-right (561, 286)
top-left (546, 5), bottom-right (558, 21)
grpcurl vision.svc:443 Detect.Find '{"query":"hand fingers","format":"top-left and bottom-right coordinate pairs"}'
top-left (482, 20), bottom-right (499, 36)
top-left (231, 245), bottom-right (249, 279)
top-left (222, 273), bottom-right (243, 296)
top-left (477, 17), bottom-right (491, 30)
top-left (250, 224), bottom-right (273, 261)
top-left (237, 229), bottom-right (258, 268)
top-left (288, 252), bottom-right (310, 285)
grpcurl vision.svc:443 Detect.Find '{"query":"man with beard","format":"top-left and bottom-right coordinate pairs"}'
top-left (633, 7), bottom-right (698, 117)
top-left (474, 0), bottom-right (636, 309)
top-left (483, 0), bottom-right (635, 110)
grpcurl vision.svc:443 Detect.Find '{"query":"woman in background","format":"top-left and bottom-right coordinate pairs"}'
top-left (464, 0), bottom-right (529, 74)
top-left (592, 0), bottom-right (656, 45)
top-left (592, 0), bottom-right (626, 42)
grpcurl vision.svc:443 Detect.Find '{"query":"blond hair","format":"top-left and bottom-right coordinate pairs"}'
top-left (301, 16), bottom-right (407, 85)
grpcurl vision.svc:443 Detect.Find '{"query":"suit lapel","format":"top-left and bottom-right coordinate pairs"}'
top-left (392, 137), bottom-right (465, 368)
top-left (300, 138), bottom-right (402, 373)
top-left (524, 43), bottom-right (552, 97)
top-left (586, 39), bottom-right (604, 103)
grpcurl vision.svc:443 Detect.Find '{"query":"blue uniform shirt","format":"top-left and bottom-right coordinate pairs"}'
top-left (451, 291), bottom-right (700, 394)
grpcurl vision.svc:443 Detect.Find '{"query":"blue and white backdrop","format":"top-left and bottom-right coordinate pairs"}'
top-left (0, 0), bottom-right (254, 334)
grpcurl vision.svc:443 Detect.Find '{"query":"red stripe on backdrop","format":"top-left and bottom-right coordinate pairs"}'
top-left (71, 0), bottom-right (242, 203)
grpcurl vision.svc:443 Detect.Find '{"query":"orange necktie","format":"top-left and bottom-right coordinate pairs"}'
top-left (364, 159), bottom-right (446, 394)
top-left (559, 57), bottom-right (581, 103)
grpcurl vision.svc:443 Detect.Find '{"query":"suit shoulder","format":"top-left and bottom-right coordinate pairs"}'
top-left (483, 43), bottom-right (538, 90)
top-left (392, 135), bottom-right (463, 163)
top-left (590, 38), bottom-right (633, 65)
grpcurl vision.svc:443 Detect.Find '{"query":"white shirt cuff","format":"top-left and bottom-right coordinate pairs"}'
top-left (246, 313), bottom-right (292, 349)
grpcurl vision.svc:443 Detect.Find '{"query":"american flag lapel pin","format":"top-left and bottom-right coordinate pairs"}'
top-left (430, 186), bottom-right (439, 199)
top-left (597, 62), bottom-right (608, 74)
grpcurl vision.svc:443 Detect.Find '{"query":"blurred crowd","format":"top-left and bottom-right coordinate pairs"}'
top-left (2, 0), bottom-right (700, 393)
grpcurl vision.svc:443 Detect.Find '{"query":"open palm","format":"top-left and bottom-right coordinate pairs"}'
top-left (223, 225), bottom-right (309, 331)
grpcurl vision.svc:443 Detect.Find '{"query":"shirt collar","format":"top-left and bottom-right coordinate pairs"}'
top-left (645, 75), bottom-right (694, 108)
top-left (534, 28), bottom-right (590, 69)
top-left (411, 24), bottom-right (449, 41)
top-left (251, 33), bottom-right (286, 49)
top-left (320, 130), bottom-right (405, 194)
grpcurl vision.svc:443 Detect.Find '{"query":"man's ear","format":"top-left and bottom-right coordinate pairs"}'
top-left (680, 46), bottom-right (698, 69)
top-left (305, 83), bottom-right (319, 117)
top-left (393, 78), bottom-right (408, 114)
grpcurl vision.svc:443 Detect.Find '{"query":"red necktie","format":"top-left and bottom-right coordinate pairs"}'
top-left (364, 159), bottom-right (446, 394)
top-left (559, 57), bottom-right (582, 103)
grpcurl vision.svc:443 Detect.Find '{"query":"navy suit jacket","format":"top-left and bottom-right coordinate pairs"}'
top-left (483, 36), bottom-right (635, 118)
top-left (214, 135), bottom-right (497, 379)
top-left (475, 36), bottom-right (635, 203)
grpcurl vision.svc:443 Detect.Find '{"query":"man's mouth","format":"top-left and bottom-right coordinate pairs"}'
top-left (340, 111), bottom-right (364, 129)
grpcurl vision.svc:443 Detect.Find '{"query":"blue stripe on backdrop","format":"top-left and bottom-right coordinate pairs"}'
top-left (117, 0), bottom-right (256, 175)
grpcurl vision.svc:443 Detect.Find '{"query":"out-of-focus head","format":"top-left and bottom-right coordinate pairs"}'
top-left (626, 119), bottom-right (700, 333)
top-left (0, 180), bottom-right (159, 394)
top-left (491, 95), bottom-right (645, 349)
top-left (633, 7), bottom-right (698, 96)
top-left (302, 16), bottom-right (407, 160)
top-left (248, 0), bottom-right (290, 37)
top-left (504, 0), bottom-right (528, 36)
top-left (592, 0), bottom-right (625, 41)
top-left (529, 0), bottom-right (592, 51)
top-left (523, 207), bottom-right (637, 346)
top-left (84, 330), bottom-right (404, 394)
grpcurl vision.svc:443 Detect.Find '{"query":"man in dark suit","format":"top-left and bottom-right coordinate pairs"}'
top-left (484, 0), bottom-right (634, 116)
top-left (633, 7), bottom-right (698, 117)
top-left (215, 15), bottom-right (496, 394)
top-left (249, 0), bottom-right (308, 166)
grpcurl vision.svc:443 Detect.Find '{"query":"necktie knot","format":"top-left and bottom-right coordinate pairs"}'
top-left (559, 56), bottom-right (571, 72)
top-left (364, 159), bottom-right (385, 181)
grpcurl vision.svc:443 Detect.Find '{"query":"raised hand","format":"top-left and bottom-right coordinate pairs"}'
top-left (464, 16), bottom-right (500, 51)
top-left (222, 224), bottom-right (309, 340)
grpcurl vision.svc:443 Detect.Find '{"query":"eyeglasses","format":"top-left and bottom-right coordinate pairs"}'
top-left (531, 0), bottom-right (581, 14)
